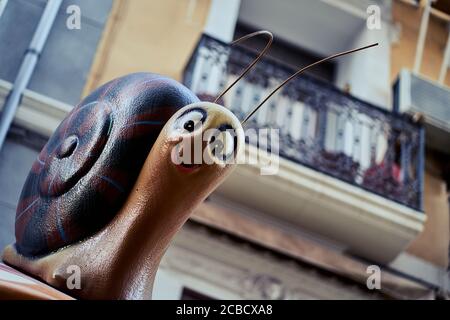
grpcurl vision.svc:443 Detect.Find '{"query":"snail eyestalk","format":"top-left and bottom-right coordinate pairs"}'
top-left (241, 42), bottom-right (379, 125)
top-left (214, 30), bottom-right (273, 104)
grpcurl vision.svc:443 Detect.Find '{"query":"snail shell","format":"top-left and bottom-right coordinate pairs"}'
top-left (14, 73), bottom-right (199, 257)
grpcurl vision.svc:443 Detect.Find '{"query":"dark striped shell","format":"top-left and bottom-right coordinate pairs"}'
top-left (15, 73), bottom-right (199, 257)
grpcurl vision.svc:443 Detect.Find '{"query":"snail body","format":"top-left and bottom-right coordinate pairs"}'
top-left (2, 73), bottom-right (244, 299)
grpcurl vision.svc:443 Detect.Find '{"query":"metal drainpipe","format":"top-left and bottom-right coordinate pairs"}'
top-left (0, 0), bottom-right (62, 150)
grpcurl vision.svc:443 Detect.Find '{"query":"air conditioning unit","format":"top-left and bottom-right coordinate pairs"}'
top-left (394, 69), bottom-right (450, 155)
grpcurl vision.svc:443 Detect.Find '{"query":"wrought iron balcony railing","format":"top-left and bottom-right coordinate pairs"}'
top-left (183, 34), bottom-right (424, 211)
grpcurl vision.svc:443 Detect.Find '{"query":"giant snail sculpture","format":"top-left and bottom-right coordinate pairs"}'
top-left (0, 31), bottom-right (377, 299)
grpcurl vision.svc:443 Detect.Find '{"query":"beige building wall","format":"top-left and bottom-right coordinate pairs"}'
top-left (391, 2), bottom-right (450, 268)
top-left (83, 0), bottom-right (211, 96)
top-left (407, 154), bottom-right (450, 268)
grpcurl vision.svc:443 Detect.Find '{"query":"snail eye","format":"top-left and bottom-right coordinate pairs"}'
top-left (175, 108), bottom-right (206, 134)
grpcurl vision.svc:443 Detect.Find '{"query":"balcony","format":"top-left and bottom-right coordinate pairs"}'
top-left (183, 35), bottom-right (426, 263)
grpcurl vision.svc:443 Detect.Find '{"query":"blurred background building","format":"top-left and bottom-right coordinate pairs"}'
top-left (0, 0), bottom-right (449, 299)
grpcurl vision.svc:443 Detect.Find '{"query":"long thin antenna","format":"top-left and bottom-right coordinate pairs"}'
top-left (241, 42), bottom-right (379, 124)
top-left (214, 30), bottom-right (273, 103)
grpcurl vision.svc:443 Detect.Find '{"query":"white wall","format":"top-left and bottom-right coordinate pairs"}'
top-left (238, 0), bottom-right (366, 56)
